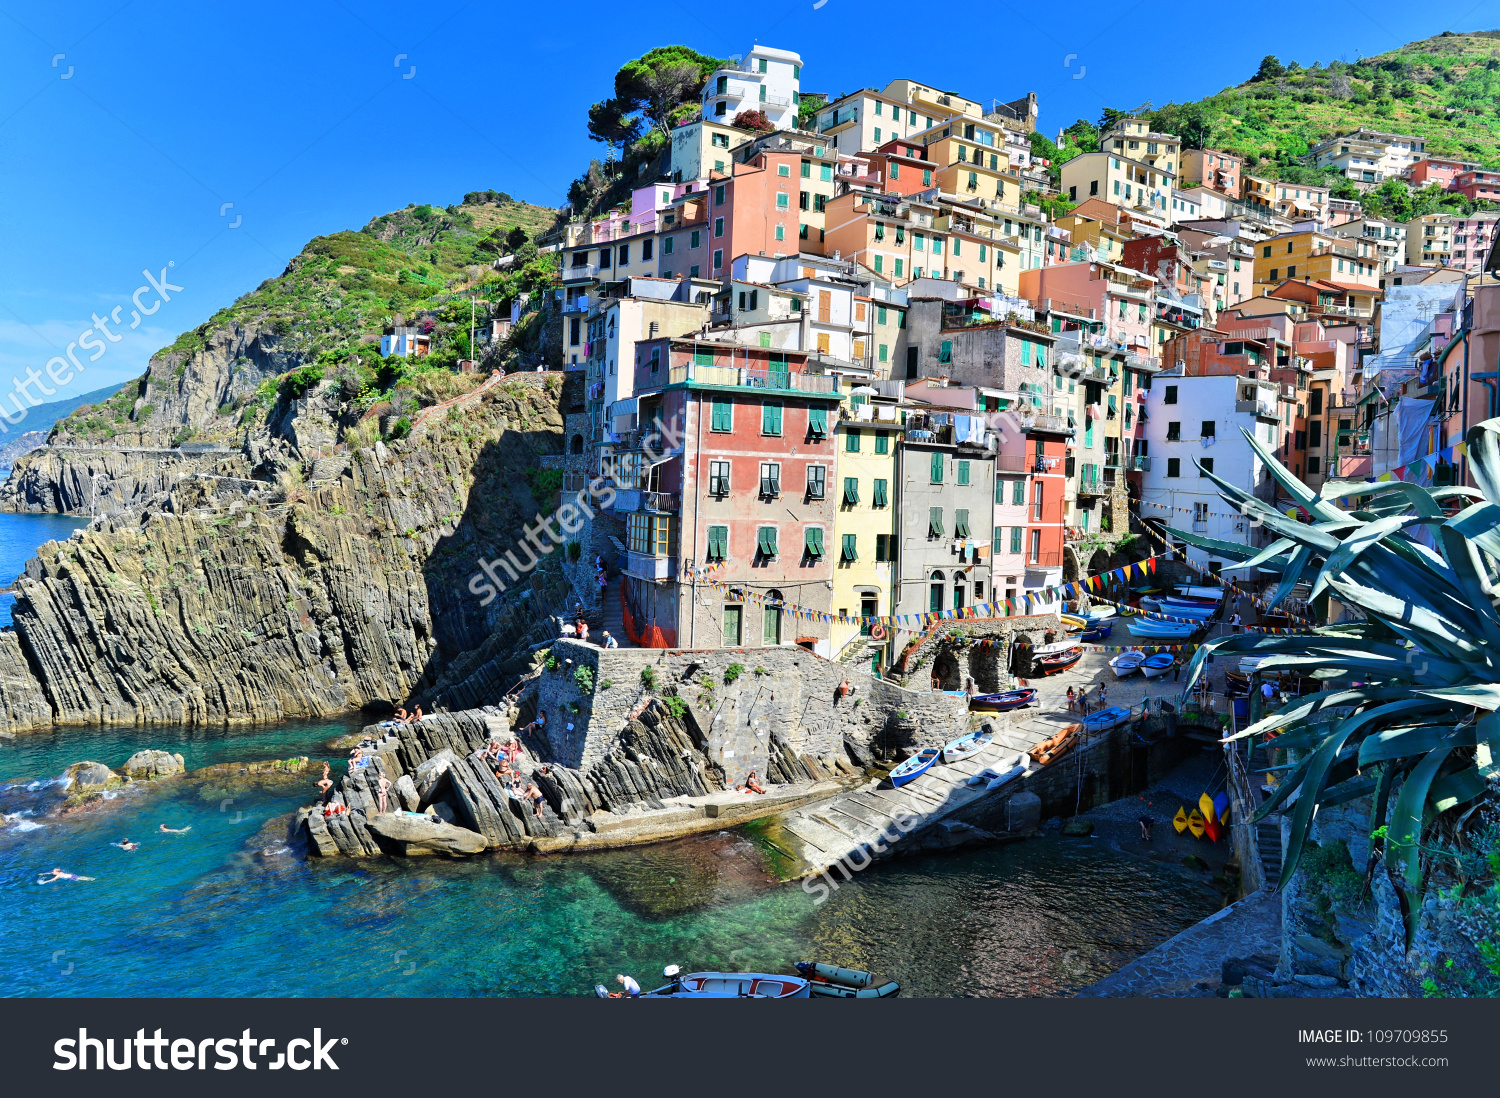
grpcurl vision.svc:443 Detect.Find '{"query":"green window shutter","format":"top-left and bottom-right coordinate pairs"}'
top-left (873, 478), bottom-right (888, 506)
top-left (695, 350), bottom-right (714, 367)
top-left (806, 527), bottom-right (823, 556)
top-left (711, 400), bottom-right (732, 431)
top-left (939, 339), bottom-right (952, 363)
top-left (928, 507), bottom-right (943, 537)
top-left (841, 534), bottom-right (857, 562)
top-left (930, 452), bottom-right (943, 483)
top-left (762, 402), bottom-right (782, 435)
top-left (1037, 345), bottom-right (1047, 368)
top-left (1022, 341), bottom-right (1031, 365)
top-left (843, 477), bottom-right (859, 504)
top-left (955, 508), bottom-right (970, 537)
top-left (809, 407), bottom-right (827, 437)
top-left (1124, 369), bottom-right (1133, 396)
top-left (758, 526), bottom-right (778, 557)
top-left (879, 343), bottom-right (888, 362)
top-left (1010, 526), bottom-right (1023, 553)
top-left (874, 432), bottom-right (889, 454)
top-left (820, 164), bottom-right (832, 182)
top-left (846, 429), bottom-right (861, 453)
top-left (1012, 479), bottom-right (1024, 505)
top-left (708, 525), bottom-right (727, 559)
top-left (957, 460), bottom-right (970, 485)
top-left (1108, 393), bottom-right (1117, 411)
top-left (801, 160), bottom-right (811, 178)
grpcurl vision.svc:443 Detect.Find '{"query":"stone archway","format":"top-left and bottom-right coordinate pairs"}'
top-left (1088, 548), bottom-right (1112, 575)
top-left (1063, 545), bottom-right (1082, 581)
top-left (969, 642), bottom-right (1001, 693)
top-left (932, 649), bottom-right (961, 690)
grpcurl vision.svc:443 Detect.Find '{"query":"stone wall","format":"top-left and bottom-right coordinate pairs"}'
top-left (533, 639), bottom-right (968, 784)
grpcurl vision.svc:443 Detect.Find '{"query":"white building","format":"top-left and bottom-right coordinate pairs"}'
top-left (380, 326), bottom-right (430, 357)
top-left (701, 46), bottom-right (803, 131)
top-left (1138, 372), bottom-right (1283, 575)
top-left (1309, 129), bottom-right (1425, 187)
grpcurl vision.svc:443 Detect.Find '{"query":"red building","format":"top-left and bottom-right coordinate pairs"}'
top-left (1026, 422), bottom-right (1071, 589)
top-left (1406, 157), bottom-right (1474, 190)
top-left (1454, 169), bottom-right (1500, 204)
top-left (869, 138), bottom-right (934, 196)
top-left (615, 337), bottom-right (844, 651)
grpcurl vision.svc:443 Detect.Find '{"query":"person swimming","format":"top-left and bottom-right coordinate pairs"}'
top-left (158, 824), bottom-right (191, 834)
top-left (111, 840), bottom-right (138, 851)
top-left (37, 868), bottom-right (95, 884)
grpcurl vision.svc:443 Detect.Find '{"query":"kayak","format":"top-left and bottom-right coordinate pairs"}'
top-left (1187, 809), bottom-right (1206, 839)
top-left (1213, 791), bottom-right (1230, 824)
top-left (794, 962), bottom-right (901, 999)
top-left (1110, 652), bottom-right (1146, 677)
top-left (888, 748), bottom-right (939, 787)
top-left (970, 688), bottom-right (1036, 712)
top-left (1029, 724), bottom-right (1081, 766)
top-left (1173, 806), bottom-right (1188, 834)
top-left (941, 729), bottom-right (993, 763)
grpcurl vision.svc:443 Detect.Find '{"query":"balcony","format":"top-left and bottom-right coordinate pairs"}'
top-left (1026, 552), bottom-right (1063, 568)
top-left (1022, 412), bottom-right (1074, 436)
top-left (995, 454), bottom-right (1030, 473)
top-left (626, 551), bottom-right (676, 581)
top-left (564, 264), bottom-right (605, 284)
top-left (1235, 399), bottom-right (1279, 420)
top-left (1129, 455), bottom-right (1151, 471)
top-left (667, 363), bottom-right (838, 393)
top-left (1077, 475), bottom-right (1108, 497)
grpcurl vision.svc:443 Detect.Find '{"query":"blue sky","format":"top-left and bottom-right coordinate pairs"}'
top-left (0, 1), bottom-right (1489, 404)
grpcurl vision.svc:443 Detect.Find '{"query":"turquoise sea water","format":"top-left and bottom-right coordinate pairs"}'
top-left (0, 510), bottom-right (87, 627)
top-left (0, 512), bottom-right (1222, 998)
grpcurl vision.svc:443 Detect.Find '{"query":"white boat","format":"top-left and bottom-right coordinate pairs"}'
top-left (1110, 652), bottom-right (1146, 677)
top-left (1175, 584), bottom-right (1224, 601)
top-left (606, 966), bottom-right (812, 998)
top-left (1035, 639), bottom-right (1081, 656)
top-left (1139, 653), bottom-right (1177, 680)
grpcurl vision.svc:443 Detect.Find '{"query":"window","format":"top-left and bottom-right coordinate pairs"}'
top-left (1163, 385), bottom-right (1178, 405)
top-left (774, 225), bottom-right (784, 241)
top-left (939, 339), bottom-right (952, 363)
top-left (957, 460), bottom-right (970, 486)
top-left (777, 163), bottom-right (790, 177)
top-left (846, 428), bottom-right (861, 452)
top-left (618, 244), bottom-right (629, 265)
top-left (690, 230), bottom-right (700, 248)
top-left (1200, 457), bottom-right (1214, 476)
top-left (808, 407), bottom-right (827, 438)
top-left (930, 452), bottom-right (944, 483)
top-left (875, 534), bottom-right (894, 562)
top-left (599, 248), bottom-right (611, 268)
top-left (926, 506), bottom-right (946, 538)
top-left (1201, 420), bottom-right (1215, 438)
top-left (875, 431), bottom-right (890, 455)
top-left (709, 459), bottom-right (731, 496)
top-left (879, 343), bottom-right (888, 363)
top-left (723, 605), bottom-right (741, 646)
top-left (1009, 526), bottom-right (1023, 554)
top-left (820, 163), bottom-right (832, 182)
top-left (776, 192), bottom-right (789, 210)
top-left (714, 216), bottom-right (724, 236)
top-left (894, 258), bottom-right (903, 278)
top-left (706, 525), bottom-right (728, 561)
top-left (713, 132), bottom-right (729, 149)
top-left (759, 462), bottom-right (781, 497)
top-left (1029, 529), bottom-right (1041, 563)
top-left (694, 349), bottom-right (714, 367)
top-left (929, 571), bottom-right (945, 612)
top-left (804, 527), bottom-right (824, 559)
top-left (713, 249), bottom-right (723, 268)
top-left (806, 464), bottom-right (826, 498)
top-left (873, 478), bottom-right (888, 506)
top-left (1167, 457), bottom-right (1181, 477)
top-left (954, 508), bottom-right (971, 537)
top-left (1309, 421), bottom-right (1322, 447)
top-left (756, 526), bottom-right (778, 559)
top-left (1032, 482), bottom-right (1043, 521)
top-left (843, 477), bottom-right (859, 504)
top-left (921, 169), bottom-right (932, 188)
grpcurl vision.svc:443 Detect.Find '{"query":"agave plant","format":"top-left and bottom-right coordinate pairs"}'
top-left (1167, 420), bottom-right (1500, 917)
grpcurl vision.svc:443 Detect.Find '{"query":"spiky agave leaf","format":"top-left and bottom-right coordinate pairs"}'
top-left (1156, 419), bottom-right (1500, 902)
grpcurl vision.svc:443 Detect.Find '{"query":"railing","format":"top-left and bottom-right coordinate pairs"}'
top-left (1024, 412), bottom-right (1073, 435)
top-left (1027, 552), bottom-right (1063, 567)
top-left (1235, 399), bottom-right (1278, 418)
top-left (1077, 475), bottom-right (1108, 497)
top-left (641, 491), bottom-right (679, 513)
top-left (1129, 455), bottom-right (1152, 471)
top-left (564, 263), bottom-right (604, 281)
top-left (626, 551), bottom-right (676, 581)
top-left (666, 363), bottom-right (837, 392)
top-left (995, 455), bottom-right (1029, 473)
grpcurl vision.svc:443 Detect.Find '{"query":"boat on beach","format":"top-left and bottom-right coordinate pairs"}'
top-left (1081, 705), bottom-right (1131, 733)
top-left (1110, 652), bottom-right (1146, 677)
top-left (888, 747), bottom-right (940, 787)
top-left (1081, 623), bottom-right (1112, 641)
top-left (794, 962), bottom-right (901, 998)
top-left (970, 688), bottom-right (1036, 712)
top-left (1126, 618), bottom-right (1197, 640)
top-left (1037, 648), bottom-right (1082, 674)
top-left (941, 728), bottom-right (994, 763)
top-left (1139, 652), bottom-right (1176, 679)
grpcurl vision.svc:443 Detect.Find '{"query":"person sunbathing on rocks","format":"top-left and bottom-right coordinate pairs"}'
top-left (524, 782), bottom-right (546, 818)
top-left (521, 711), bottom-right (547, 737)
top-left (159, 824), bottom-right (192, 834)
top-left (348, 747), bottom-right (365, 769)
top-left (38, 868), bottom-right (95, 884)
top-left (316, 764), bottom-right (334, 805)
top-left (377, 775), bottom-right (392, 814)
top-left (740, 771), bottom-right (767, 795)
top-left (393, 707), bottom-right (410, 724)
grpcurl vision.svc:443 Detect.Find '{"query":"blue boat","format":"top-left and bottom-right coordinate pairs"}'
top-left (1081, 623), bottom-right (1112, 641)
top-left (888, 748), bottom-right (940, 787)
top-left (1126, 618), bottom-right (1197, 640)
top-left (1142, 597), bottom-right (1214, 619)
top-left (970, 688), bottom-right (1037, 712)
top-left (1081, 705), bottom-right (1131, 732)
top-left (941, 729), bottom-right (994, 763)
top-left (1140, 652), bottom-right (1177, 679)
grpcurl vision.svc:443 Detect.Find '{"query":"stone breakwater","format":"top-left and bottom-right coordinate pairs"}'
top-left (0, 381), bottom-right (571, 735)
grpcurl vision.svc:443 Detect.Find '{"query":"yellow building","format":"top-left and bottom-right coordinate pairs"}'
top-left (1054, 212), bottom-right (1128, 264)
top-left (1059, 151), bottom-right (1173, 218)
top-left (830, 413), bottom-right (901, 670)
top-left (1252, 230), bottom-right (1383, 293)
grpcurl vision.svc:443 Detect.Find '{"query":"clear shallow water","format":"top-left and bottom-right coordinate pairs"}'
top-left (0, 510), bottom-right (88, 626)
top-left (0, 718), bottom-right (1221, 998)
top-left (0, 510), bottom-right (1221, 998)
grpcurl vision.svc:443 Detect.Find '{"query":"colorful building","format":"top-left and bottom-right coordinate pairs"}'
top-left (828, 407), bottom-right (902, 670)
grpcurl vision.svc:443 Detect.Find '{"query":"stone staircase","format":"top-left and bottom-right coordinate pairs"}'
top-left (1258, 818), bottom-right (1283, 885)
top-left (597, 573), bottom-right (627, 646)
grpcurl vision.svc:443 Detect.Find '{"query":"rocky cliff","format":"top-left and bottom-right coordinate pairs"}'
top-left (0, 375), bottom-right (575, 734)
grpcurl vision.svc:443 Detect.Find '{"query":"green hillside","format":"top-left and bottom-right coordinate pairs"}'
top-left (165, 192), bottom-right (560, 367)
top-left (1048, 31), bottom-right (1500, 221)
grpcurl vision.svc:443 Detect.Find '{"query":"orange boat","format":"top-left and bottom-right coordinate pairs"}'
top-left (1029, 723), bottom-right (1081, 766)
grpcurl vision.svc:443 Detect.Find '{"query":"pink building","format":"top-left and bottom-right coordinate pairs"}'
top-left (1405, 157), bottom-right (1474, 190)
top-left (1454, 169), bottom-right (1500, 205)
top-left (1018, 261), bottom-right (1157, 354)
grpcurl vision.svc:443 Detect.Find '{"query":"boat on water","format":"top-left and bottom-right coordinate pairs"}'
top-left (1110, 651), bottom-right (1146, 677)
top-left (1139, 652), bottom-right (1176, 679)
top-left (941, 728), bottom-right (994, 763)
top-left (603, 966), bottom-right (812, 998)
top-left (1037, 648), bottom-right (1082, 674)
top-left (1081, 705), bottom-right (1131, 733)
top-left (888, 747), bottom-right (940, 787)
top-left (1125, 618), bottom-right (1197, 640)
top-left (794, 962), bottom-right (901, 999)
top-left (970, 687), bottom-right (1036, 712)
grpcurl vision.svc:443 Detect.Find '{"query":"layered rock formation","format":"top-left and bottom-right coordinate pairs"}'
top-left (0, 377), bottom-right (572, 734)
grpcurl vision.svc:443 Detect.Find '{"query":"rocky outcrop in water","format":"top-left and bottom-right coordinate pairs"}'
top-left (64, 761), bottom-right (118, 793)
top-left (122, 749), bottom-right (185, 778)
